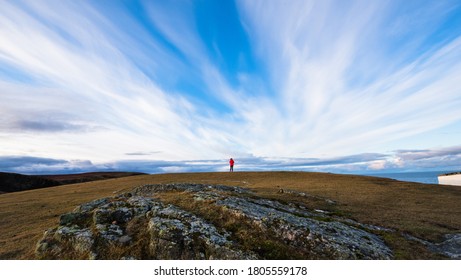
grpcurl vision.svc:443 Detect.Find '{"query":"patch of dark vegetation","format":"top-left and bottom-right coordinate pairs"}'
top-left (40, 172), bottom-right (146, 185)
top-left (0, 172), bottom-right (60, 193)
top-left (0, 172), bottom-right (146, 194)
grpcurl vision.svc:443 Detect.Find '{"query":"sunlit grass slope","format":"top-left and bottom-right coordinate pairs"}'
top-left (0, 171), bottom-right (459, 259)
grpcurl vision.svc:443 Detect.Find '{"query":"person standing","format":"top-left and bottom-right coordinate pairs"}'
top-left (229, 158), bottom-right (234, 172)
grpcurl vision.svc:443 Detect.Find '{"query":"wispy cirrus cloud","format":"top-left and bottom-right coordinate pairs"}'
top-left (0, 0), bottom-right (229, 161)
top-left (235, 0), bottom-right (461, 157)
top-left (1, 0), bottom-right (461, 173)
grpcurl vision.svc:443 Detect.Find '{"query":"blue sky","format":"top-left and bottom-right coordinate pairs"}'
top-left (1, 0), bottom-right (461, 175)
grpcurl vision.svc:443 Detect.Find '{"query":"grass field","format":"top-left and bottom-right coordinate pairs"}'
top-left (0, 171), bottom-right (460, 259)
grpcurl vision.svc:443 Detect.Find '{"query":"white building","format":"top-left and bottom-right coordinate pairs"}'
top-left (438, 173), bottom-right (461, 186)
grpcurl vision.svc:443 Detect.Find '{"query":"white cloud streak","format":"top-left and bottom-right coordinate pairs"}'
top-left (0, 0), bottom-right (231, 161)
top-left (233, 0), bottom-right (461, 158)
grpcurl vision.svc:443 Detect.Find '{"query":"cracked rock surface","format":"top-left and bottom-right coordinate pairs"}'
top-left (36, 183), bottom-right (401, 259)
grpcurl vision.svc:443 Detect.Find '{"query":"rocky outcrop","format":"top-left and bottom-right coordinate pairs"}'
top-left (432, 234), bottom-right (461, 259)
top-left (215, 196), bottom-right (391, 259)
top-left (147, 203), bottom-right (256, 260)
top-left (403, 233), bottom-right (461, 259)
top-left (36, 183), bottom-right (397, 259)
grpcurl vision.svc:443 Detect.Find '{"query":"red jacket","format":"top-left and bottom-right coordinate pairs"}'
top-left (229, 159), bottom-right (234, 166)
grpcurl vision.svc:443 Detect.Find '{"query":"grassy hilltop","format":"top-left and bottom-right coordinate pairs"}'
top-left (0, 171), bottom-right (460, 259)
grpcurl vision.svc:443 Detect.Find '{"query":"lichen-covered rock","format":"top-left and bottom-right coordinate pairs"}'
top-left (133, 183), bottom-right (250, 196)
top-left (74, 198), bottom-right (110, 212)
top-left (36, 194), bottom-right (156, 259)
top-left (147, 203), bottom-right (253, 260)
top-left (127, 196), bottom-right (156, 216)
top-left (427, 234), bottom-right (461, 259)
top-left (59, 212), bottom-right (90, 227)
top-left (99, 224), bottom-right (124, 242)
top-left (193, 191), bottom-right (223, 201)
top-left (216, 196), bottom-right (393, 259)
top-left (112, 207), bottom-right (133, 223)
top-left (35, 183), bottom-right (401, 260)
top-left (93, 209), bottom-right (112, 224)
top-left (50, 226), bottom-right (94, 255)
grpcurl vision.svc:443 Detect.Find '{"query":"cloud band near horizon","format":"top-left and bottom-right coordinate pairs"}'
top-left (1, 145), bottom-right (460, 175)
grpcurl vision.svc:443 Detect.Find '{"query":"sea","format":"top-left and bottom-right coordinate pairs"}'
top-left (366, 171), bottom-right (450, 185)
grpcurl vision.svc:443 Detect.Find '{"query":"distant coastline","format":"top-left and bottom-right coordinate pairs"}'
top-left (367, 170), bottom-right (455, 185)
top-left (439, 171), bottom-right (461, 176)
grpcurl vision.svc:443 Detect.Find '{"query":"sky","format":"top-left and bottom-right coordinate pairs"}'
top-left (1, 0), bottom-right (461, 175)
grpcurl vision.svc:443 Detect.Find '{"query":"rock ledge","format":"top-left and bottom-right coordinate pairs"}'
top-left (36, 183), bottom-right (395, 259)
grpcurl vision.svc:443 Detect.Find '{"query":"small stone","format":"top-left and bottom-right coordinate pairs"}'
top-left (119, 235), bottom-right (132, 245)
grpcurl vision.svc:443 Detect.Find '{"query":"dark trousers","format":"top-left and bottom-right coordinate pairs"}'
top-left (230, 165), bottom-right (234, 172)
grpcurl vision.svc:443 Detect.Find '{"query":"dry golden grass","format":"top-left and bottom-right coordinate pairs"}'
top-left (0, 171), bottom-right (460, 259)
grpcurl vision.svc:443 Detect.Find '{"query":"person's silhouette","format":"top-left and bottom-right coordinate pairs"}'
top-left (229, 158), bottom-right (234, 172)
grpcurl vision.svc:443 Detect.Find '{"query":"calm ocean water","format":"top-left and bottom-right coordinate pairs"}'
top-left (367, 171), bottom-right (450, 184)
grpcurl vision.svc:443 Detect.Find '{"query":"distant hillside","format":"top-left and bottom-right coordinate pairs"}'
top-left (39, 172), bottom-right (146, 185)
top-left (0, 172), bottom-right (146, 194)
top-left (0, 172), bottom-right (60, 193)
